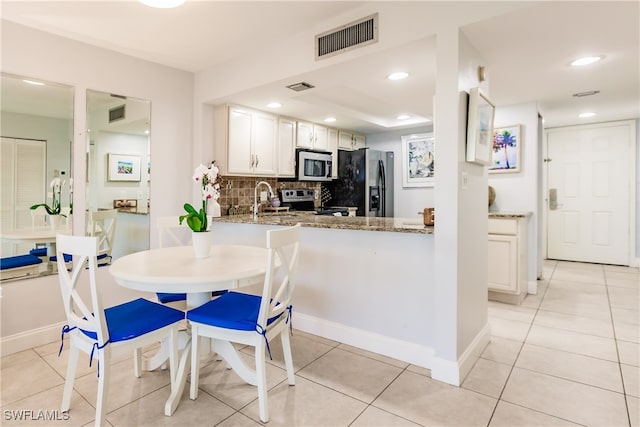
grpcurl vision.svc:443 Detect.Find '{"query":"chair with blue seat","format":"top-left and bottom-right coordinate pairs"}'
top-left (0, 254), bottom-right (43, 280)
top-left (55, 234), bottom-right (184, 426)
top-left (187, 223), bottom-right (301, 423)
top-left (87, 209), bottom-right (117, 266)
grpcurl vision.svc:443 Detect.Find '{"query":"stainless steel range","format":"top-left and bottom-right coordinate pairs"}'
top-left (279, 188), bottom-right (349, 216)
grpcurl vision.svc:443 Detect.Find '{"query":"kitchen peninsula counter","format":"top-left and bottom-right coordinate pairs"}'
top-left (214, 212), bottom-right (433, 234)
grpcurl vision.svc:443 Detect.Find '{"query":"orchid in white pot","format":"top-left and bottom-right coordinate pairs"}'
top-left (30, 177), bottom-right (62, 215)
top-left (179, 163), bottom-right (221, 232)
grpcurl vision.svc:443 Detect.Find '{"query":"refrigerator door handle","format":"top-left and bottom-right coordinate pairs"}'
top-left (378, 159), bottom-right (386, 217)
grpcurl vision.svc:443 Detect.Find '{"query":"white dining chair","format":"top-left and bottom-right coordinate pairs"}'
top-left (55, 234), bottom-right (184, 426)
top-left (187, 224), bottom-right (300, 423)
top-left (87, 209), bottom-right (117, 265)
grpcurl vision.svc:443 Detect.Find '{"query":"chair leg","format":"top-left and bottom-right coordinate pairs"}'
top-left (280, 332), bottom-right (295, 385)
top-left (189, 330), bottom-right (200, 400)
top-left (255, 342), bottom-right (269, 423)
top-left (95, 347), bottom-right (111, 427)
top-left (168, 328), bottom-right (179, 388)
top-left (133, 348), bottom-right (142, 378)
top-left (61, 346), bottom-right (79, 412)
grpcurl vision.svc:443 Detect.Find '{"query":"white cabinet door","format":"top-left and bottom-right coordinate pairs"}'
top-left (227, 107), bottom-right (253, 174)
top-left (353, 134), bottom-right (366, 150)
top-left (338, 130), bottom-right (354, 150)
top-left (278, 117), bottom-right (296, 177)
top-left (296, 121), bottom-right (314, 149)
top-left (328, 128), bottom-right (338, 179)
top-left (313, 124), bottom-right (329, 151)
top-left (488, 234), bottom-right (518, 293)
top-left (252, 112), bottom-right (277, 176)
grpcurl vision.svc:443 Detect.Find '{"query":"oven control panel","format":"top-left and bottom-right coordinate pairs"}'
top-left (280, 188), bottom-right (315, 203)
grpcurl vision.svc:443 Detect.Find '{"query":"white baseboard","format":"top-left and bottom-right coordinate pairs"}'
top-left (431, 322), bottom-right (491, 386)
top-left (293, 312), bottom-right (434, 369)
top-left (1, 321), bottom-right (66, 357)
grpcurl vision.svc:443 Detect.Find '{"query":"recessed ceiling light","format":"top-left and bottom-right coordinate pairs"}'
top-left (144, 130), bottom-right (150, 135)
top-left (138, 0), bottom-right (186, 8)
top-left (397, 114), bottom-right (410, 120)
top-left (23, 79), bottom-right (44, 86)
top-left (579, 112), bottom-right (596, 118)
top-left (267, 102), bottom-right (281, 108)
top-left (324, 117), bottom-right (337, 123)
top-left (387, 72), bottom-right (409, 81)
top-left (570, 56), bottom-right (602, 67)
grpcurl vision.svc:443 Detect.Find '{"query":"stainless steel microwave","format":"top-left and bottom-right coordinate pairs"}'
top-left (296, 149), bottom-right (333, 182)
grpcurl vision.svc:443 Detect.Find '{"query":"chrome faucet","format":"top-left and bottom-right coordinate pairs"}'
top-left (253, 181), bottom-right (274, 219)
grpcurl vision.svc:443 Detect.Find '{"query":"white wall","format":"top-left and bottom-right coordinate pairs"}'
top-left (491, 102), bottom-right (540, 287)
top-left (366, 125), bottom-right (434, 219)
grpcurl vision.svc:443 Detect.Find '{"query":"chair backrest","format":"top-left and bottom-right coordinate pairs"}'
top-left (31, 205), bottom-right (48, 228)
top-left (257, 224), bottom-right (301, 329)
top-left (157, 216), bottom-right (191, 248)
top-left (56, 234), bottom-right (108, 345)
top-left (88, 210), bottom-right (117, 258)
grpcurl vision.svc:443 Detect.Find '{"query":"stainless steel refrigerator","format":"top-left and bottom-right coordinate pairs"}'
top-left (327, 148), bottom-right (394, 217)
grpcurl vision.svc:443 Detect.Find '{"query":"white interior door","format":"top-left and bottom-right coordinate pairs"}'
top-left (546, 121), bottom-right (634, 265)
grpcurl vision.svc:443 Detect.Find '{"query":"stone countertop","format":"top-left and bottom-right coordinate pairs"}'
top-left (214, 212), bottom-right (433, 234)
top-left (488, 211), bottom-right (532, 218)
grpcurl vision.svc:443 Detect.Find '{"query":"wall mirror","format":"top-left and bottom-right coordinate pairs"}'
top-left (86, 89), bottom-right (150, 261)
top-left (0, 73), bottom-right (73, 281)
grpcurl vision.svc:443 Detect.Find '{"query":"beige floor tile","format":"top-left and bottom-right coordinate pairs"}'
top-left (215, 412), bottom-right (261, 426)
top-left (352, 405), bottom-right (421, 426)
top-left (540, 286), bottom-right (611, 320)
top-left (72, 356), bottom-right (172, 414)
top-left (622, 364), bottom-right (640, 398)
top-left (526, 324), bottom-right (618, 362)
top-left (628, 395), bottom-right (639, 427)
top-left (195, 352), bottom-right (287, 411)
top-left (551, 268), bottom-right (605, 285)
top-left (609, 286), bottom-right (640, 311)
top-left (406, 364), bottom-right (431, 377)
top-left (297, 347), bottom-right (402, 403)
top-left (489, 401), bottom-right (581, 426)
top-left (604, 265), bottom-right (640, 274)
top-left (606, 270), bottom-right (640, 289)
top-left (373, 370), bottom-right (496, 426)
top-left (106, 384), bottom-right (234, 427)
top-left (0, 350), bottom-right (64, 407)
top-left (612, 306), bottom-right (640, 326)
top-left (0, 384), bottom-right (95, 427)
top-left (617, 340), bottom-right (640, 366)
top-left (515, 343), bottom-right (623, 392)
top-left (239, 329), bottom-right (334, 372)
top-left (33, 339), bottom-right (66, 358)
top-left (502, 368), bottom-right (628, 427)
top-left (521, 292), bottom-right (545, 309)
top-left (549, 279), bottom-right (609, 295)
top-left (488, 302), bottom-right (537, 324)
top-left (337, 343), bottom-right (410, 369)
top-left (614, 320), bottom-right (640, 343)
top-left (292, 329), bottom-right (340, 348)
top-left (489, 318), bottom-right (531, 342)
top-left (481, 336), bottom-right (523, 366)
top-left (461, 358), bottom-right (512, 398)
top-left (534, 309), bottom-right (614, 338)
top-left (239, 375), bottom-right (367, 427)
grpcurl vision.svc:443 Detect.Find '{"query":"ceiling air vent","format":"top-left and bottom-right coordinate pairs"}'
top-left (109, 105), bottom-right (126, 123)
top-left (572, 90), bottom-right (600, 98)
top-left (315, 13), bottom-right (378, 60)
top-left (286, 82), bottom-right (315, 92)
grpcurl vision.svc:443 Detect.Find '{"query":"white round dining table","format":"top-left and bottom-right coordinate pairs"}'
top-left (108, 243), bottom-right (272, 416)
top-left (0, 228), bottom-right (71, 256)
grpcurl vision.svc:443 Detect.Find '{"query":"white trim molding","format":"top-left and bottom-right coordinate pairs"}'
top-left (1, 321), bottom-right (66, 357)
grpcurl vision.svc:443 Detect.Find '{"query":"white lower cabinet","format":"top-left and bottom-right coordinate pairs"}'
top-left (488, 216), bottom-right (528, 304)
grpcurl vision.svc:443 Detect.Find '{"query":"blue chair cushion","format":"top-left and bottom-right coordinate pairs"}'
top-left (0, 254), bottom-right (43, 270)
top-left (156, 290), bottom-right (228, 304)
top-left (49, 254), bottom-right (72, 263)
top-left (29, 247), bottom-right (48, 257)
top-left (80, 298), bottom-right (184, 343)
top-left (186, 291), bottom-right (283, 331)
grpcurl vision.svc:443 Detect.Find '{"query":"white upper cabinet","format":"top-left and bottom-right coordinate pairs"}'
top-left (338, 130), bottom-right (366, 151)
top-left (277, 117), bottom-right (297, 177)
top-left (297, 121), bottom-right (328, 151)
top-left (328, 128), bottom-right (338, 179)
top-left (215, 105), bottom-right (277, 176)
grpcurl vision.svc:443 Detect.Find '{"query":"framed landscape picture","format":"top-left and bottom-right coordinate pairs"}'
top-left (490, 125), bottom-right (521, 173)
top-left (465, 87), bottom-right (495, 165)
top-left (401, 132), bottom-right (435, 187)
top-left (108, 153), bottom-right (141, 182)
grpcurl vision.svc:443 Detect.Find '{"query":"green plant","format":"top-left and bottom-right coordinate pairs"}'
top-left (179, 163), bottom-right (221, 232)
top-left (30, 177), bottom-right (62, 215)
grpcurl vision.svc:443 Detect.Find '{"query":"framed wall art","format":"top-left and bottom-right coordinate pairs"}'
top-left (465, 87), bottom-right (495, 165)
top-left (490, 125), bottom-right (521, 173)
top-left (401, 132), bottom-right (435, 187)
top-left (108, 153), bottom-right (141, 182)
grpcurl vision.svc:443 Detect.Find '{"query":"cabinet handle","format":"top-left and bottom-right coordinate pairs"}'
top-left (255, 155), bottom-right (259, 167)
top-left (250, 154), bottom-right (255, 168)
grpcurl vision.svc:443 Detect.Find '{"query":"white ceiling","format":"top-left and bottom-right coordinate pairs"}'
top-left (1, 1), bottom-right (638, 133)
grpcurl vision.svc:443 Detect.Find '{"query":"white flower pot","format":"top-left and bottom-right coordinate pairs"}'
top-left (191, 231), bottom-right (211, 259)
top-left (49, 214), bottom-right (62, 231)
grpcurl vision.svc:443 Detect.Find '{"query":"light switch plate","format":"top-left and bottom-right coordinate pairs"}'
top-left (461, 172), bottom-right (468, 190)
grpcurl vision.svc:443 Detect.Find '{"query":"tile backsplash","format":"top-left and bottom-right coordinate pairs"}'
top-left (217, 176), bottom-right (321, 215)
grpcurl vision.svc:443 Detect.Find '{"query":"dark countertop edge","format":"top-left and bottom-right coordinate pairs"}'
top-left (488, 212), bottom-right (533, 218)
top-left (213, 214), bottom-right (433, 235)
